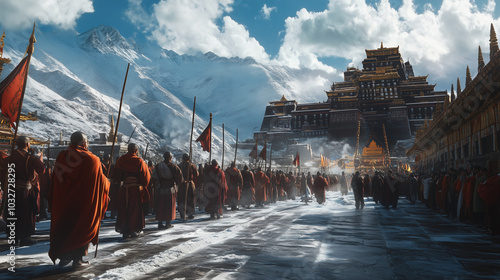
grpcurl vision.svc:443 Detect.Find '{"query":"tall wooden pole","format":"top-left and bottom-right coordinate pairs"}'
top-left (127, 125), bottom-right (137, 144)
top-left (143, 143), bottom-right (149, 159)
top-left (222, 123), bottom-right (225, 170)
top-left (10, 24), bottom-right (36, 156)
top-left (264, 138), bottom-right (267, 171)
top-left (209, 113), bottom-right (212, 163)
top-left (189, 97), bottom-right (196, 159)
top-left (184, 96), bottom-right (196, 221)
top-left (107, 62), bottom-right (130, 177)
top-left (98, 62), bottom-right (130, 257)
top-left (269, 140), bottom-right (273, 171)
top-left (234, 128), bottom-right (238, 164)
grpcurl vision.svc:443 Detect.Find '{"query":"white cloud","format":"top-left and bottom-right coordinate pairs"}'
top-left (130, 0), bottom-right (270, 63)
top-left (261, 4), bottom-right (277, 20)
top-left (0, 0), bottom-right (93, 30)
top-left (276, 0), bottom-right (500, 89)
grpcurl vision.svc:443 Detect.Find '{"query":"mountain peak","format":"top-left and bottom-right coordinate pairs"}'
top-left (79, 25), bottom-right (135, 54)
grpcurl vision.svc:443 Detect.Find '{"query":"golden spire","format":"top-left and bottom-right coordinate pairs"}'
top-left (478, 45), bottom-right (485, 72)
top-left (450, 84), bottom-right (455, 102)
top-left (0, 31), bottom-right (5, 57)
top-left (490, 23), bottom-right (499, 60)
top-left (380, 42), bottom-right (384, 49)
top-left (457, 77), bottom-right (462, 95)
top-left (465, 66), bottom-right (472, 88)
top-left (25, 23), bottom-right (36, 56)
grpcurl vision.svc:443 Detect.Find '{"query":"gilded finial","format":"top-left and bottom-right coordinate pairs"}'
top-left (465, 66), bottom-right (472, 88)
top-left (0, 31), bottom-right (5, 57)
top-left (490, 23), bottom-right (498, 59)
top-left (381, 42), bottom-right (384, 49)
top-left (478, 46), bottom-right (485, 72)
top-left (25, 22), bottom-right (36, 56)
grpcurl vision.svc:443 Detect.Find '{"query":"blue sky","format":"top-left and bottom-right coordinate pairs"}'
top-left (1, 0), bottom-right (500, 92)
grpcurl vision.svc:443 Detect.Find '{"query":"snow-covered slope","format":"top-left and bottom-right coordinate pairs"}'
top-left (0, 25), bottom-right (336, 162)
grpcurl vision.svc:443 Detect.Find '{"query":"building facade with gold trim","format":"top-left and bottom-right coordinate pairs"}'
top-left (408, 24), bottom-right (500, 172)
top-left (256, 43), bottom-right (446, 156)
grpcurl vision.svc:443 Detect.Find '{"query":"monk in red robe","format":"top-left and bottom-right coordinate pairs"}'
top-left (48, 132), bottom-right (109, 268)
top-left (254, 167), bottom-right (270, 207)
top-left (204, 159), bottom-right (227, 219)
top-left (178, 153), bottom-right (198, 221)
top-left (153, 151), bottom-right (182, 228)
top-left (314, 172), bottom-right (328, 204)
top-left (5, 136), bottom-right (45, 246)
top-left (225, 162), bottom-right (243, 210)
top-left (114, 143), bottom-right (150, 238)
top-left (240, 165), bottom-right (255, 208)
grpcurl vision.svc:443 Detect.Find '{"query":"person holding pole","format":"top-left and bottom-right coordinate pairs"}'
top-left (48, 132), bottom-right (109, 267)
top-left (178, 153), bottom-right (198, 221)
top-left (114, 143), bottom-right (150, 238)
top-left (152, 151), bottom-right (182, 228)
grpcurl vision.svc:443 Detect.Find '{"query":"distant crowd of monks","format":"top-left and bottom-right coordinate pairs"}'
top-left (1, 132), bottom-right (499, 269)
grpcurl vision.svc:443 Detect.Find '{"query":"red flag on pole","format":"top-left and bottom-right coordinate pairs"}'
top-left (293, 153), bottom-right (300, 166)
top-left (0, 56), bottom-right (30, 128)
top-left (196, 119), bottom-right (211, 152)
top-left (249, 140), bottom-right (258, 159)
top-left (258, 141), bottom-right (267, 160)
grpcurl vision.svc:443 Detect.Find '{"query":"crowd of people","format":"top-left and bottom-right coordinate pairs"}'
top-left (1, 131), bottom-right (499, 269)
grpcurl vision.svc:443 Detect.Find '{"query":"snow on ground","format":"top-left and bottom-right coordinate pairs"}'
top-left (1, 191), bottom-right (500, 280)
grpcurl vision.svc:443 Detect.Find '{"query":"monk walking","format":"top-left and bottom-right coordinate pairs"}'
top-left (6, 136), bottom-right (45, 246)
top-left (153, 151), bottom-right (182, 228)
top-left (48, 132), bottom-right (109, 267)
top-left (225, 162), bottom-right (243, 211)
top-left (204, 160), bottom-right (227, 219)
top-left (178, 153), bottom-right (198, 221)
top-left (254, 167), bottom-right (270, 207)
top-left (114, 143), bottom-right (151, 238)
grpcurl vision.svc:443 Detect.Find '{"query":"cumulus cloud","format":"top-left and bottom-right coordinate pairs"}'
top-left (261, 4), bottom-right (277, 20)
top-left (0, 0), bottom-right (93, 30)
top-left (277, 0), bottom-right (500, 89)
top-left (129, 0), bottom-right (270, 63)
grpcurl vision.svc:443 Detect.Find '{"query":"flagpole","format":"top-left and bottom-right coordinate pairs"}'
top-left (98, 62), bottom-right (130, 258)
top-left (264, 138), bottom-right (267, 170)
top-left (10, 23), bottom-right (36, 156)
top-left (127, 125), bottom-right (137, 145)
top-left (209, 113), bottom-right (212, 163)
top-left (269, 140), bottom-right (273, 171)
top-left (222, 123), bottom-right (225, 170)
top-left (234, 128), bottom-right (238, 164)
top-left (107, 62), bottom-right (130, 177)
top-left (46, 137), bottom-right (50, 169)
top-left (1, 23), bottom-right (36, 218)
top-left (184, 96), bottom-right (196, 221)
top-left (143, 143), bottom-right (149, 159)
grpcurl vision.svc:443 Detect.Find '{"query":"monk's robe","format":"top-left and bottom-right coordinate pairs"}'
top-left (153, 161), bottom-right (182, 222)
top-left (254, 171), bottom-right (269, 205)
top-left (314, 176), bottom-right (328, 204)
top-left (204, 165), bottom-right (227, 215)
top-left (48, 145), bottom-right (109, 263)
top-left (114, 152), bottom-right (150, 235)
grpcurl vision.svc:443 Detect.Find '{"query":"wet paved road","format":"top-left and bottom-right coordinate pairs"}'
top-left (1, 194), bottom-right (500, 280)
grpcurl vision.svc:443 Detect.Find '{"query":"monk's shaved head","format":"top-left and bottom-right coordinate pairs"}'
top-left (128, 143), bottom-right (139, 153)
top-left (70, 131), bottom-right (87, 146)
top-left (16, 136), bottom-right (30, 149)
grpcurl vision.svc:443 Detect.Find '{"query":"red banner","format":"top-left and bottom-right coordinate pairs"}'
top-left (196, 120), bottom-right (211, 152)
top-left (0, 56), bottom-right (29, 128)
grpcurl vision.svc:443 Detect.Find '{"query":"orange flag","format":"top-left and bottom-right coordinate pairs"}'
top-left (196, 120), bottom-right (211, 152)
top-left (249, 140), bottom-right (258, 159)
top-left (258, 141), bottom-right (267, 160)
top-left (0, 56), bottom-right (30, 128)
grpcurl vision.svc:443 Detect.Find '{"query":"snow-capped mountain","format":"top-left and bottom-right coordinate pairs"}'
top-left (0, 25), bottom-right (336, 163)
